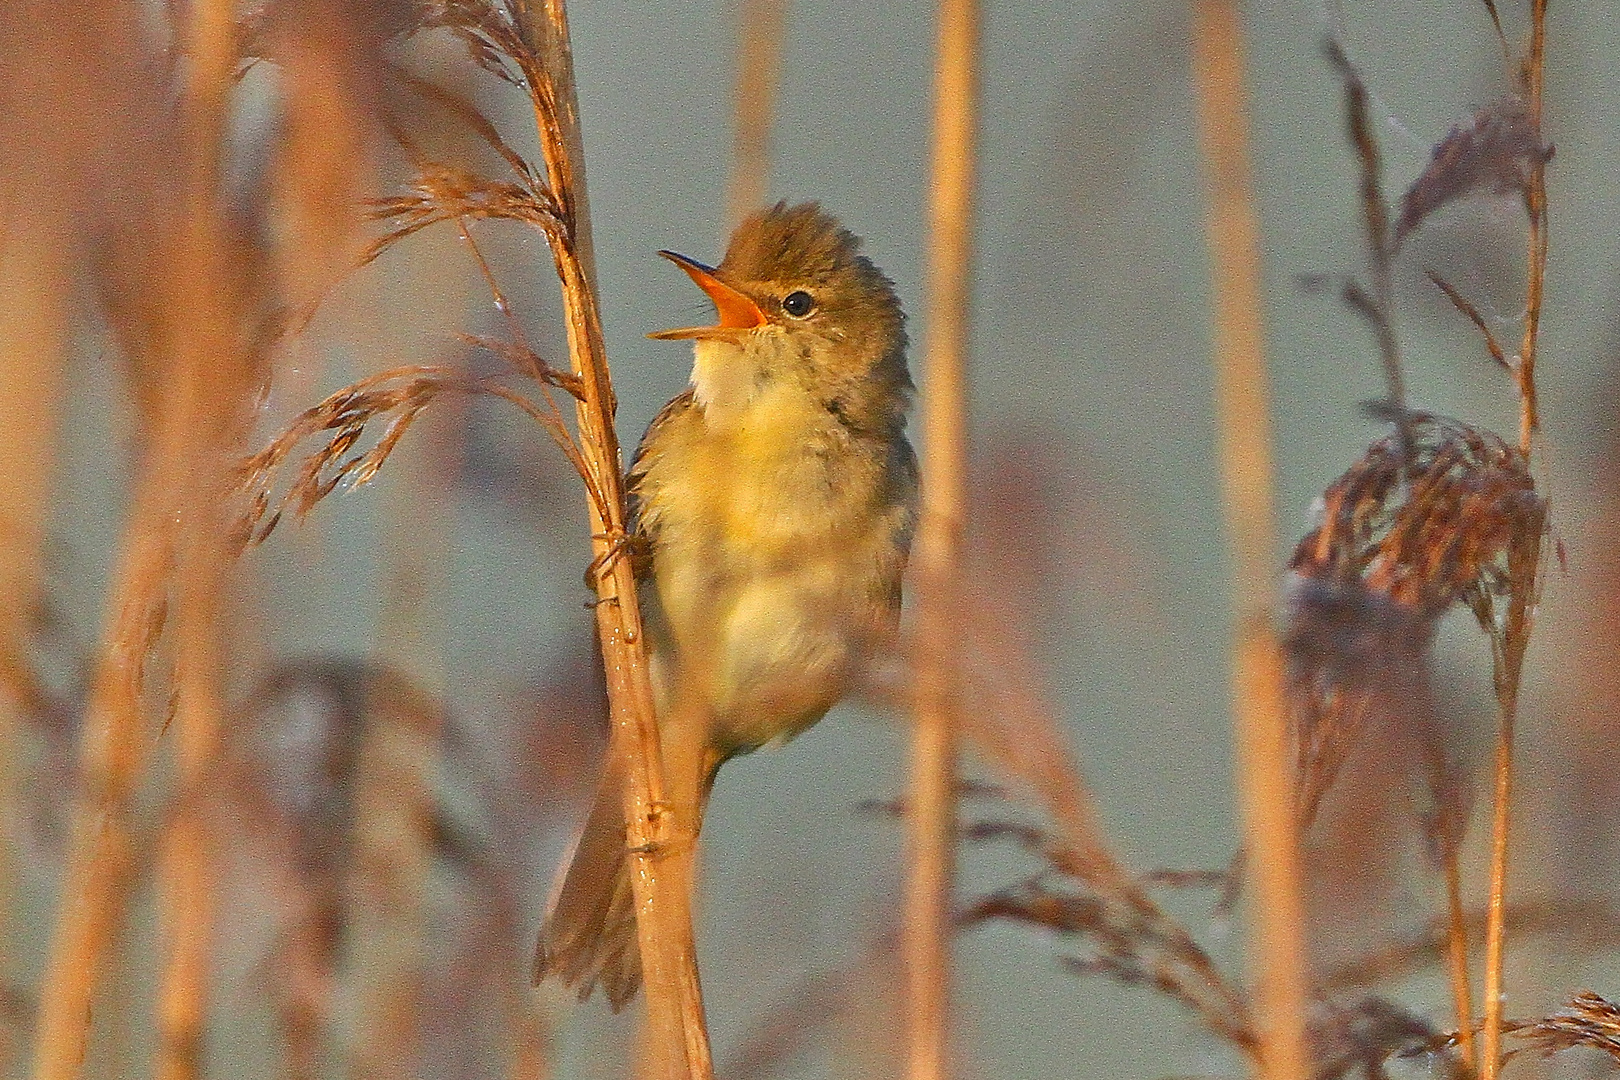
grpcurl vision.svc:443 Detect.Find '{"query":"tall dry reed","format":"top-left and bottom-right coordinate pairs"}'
top-left (1189, 6), bottom-right (1309, 1079)
top-left (904, 0), bottom-right (979, 1077)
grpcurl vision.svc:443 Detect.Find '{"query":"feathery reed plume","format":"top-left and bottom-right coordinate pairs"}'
top-left (726, 0), bottom-right (789, 233)
top-left (905, 0), bottom-right (979, 1077)
top-left (960, 824), bottom-right (1259, 1060)
top-left (244, 1), bottom-right (713, 1071)
top-left (1190, 6), bottom-right (1308, 1079)
top-left (239, 362), bottom-right (588, 547)
top-left (1285, 413), bottom-right (1541, 821)
top-left (1286, 410), bottom-right (1544, 1067)
top-left (1507, 991), bottom-right (1620, 1063)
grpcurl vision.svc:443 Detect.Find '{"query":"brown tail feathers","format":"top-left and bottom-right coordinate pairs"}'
top-left (533, 762), bottom-right (643, 1009)
top-left (534, 753), bottom-right (719, 1010)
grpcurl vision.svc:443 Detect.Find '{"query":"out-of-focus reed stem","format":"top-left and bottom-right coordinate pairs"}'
top-left (0, 191), bottom-right (70, 1070)
top-left (1482, 7), bottom-right (1549, 1078)
top-left (515, 3), bottom-right (714, 1075)
top-left (1190, 7), bottom-right (1309, 1080)
top-left (1442, 854), bottom-right (1477, 1071)
top-left (905, 0), bottom-right (977, 1077)
top-left (154, 1), bottom-right (250, 1077)
top-left (726, 0), bottom-right (788, 232)
top-left (32, 483), bottom-right (169, 1080)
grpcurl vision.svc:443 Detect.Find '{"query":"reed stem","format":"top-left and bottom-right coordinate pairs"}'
top-left (1190, 6), bottom-right (1309, 1079)
top-left (726, 0), bottom-right (789, 232)
top-left (905, 0), bottom-right (978, 1077)
top-left (515, 2), bottom-right (715, 1074)
top-left (1482, 6), bottom-right (1549, 1077)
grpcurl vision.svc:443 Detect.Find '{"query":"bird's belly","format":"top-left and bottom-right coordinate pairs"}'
top-left (653, 476), bottom-right (891, 753)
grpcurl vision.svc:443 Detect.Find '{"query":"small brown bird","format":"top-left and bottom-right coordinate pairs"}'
top-left (535, 202), bottom-right (917, 1008)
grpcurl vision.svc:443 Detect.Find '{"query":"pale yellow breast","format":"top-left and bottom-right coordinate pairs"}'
top-left (635, 377), bottom-right (903, 748)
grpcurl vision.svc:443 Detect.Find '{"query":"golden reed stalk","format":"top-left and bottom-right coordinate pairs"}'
top-left (726, 0), bottom-right (789, 233)
top-left (1190, 6), bottom-right (1309, 1080)
top-left (905, 0), bottom-right (978, 1077)
top-left (1483, 6), bottom-right (1549, 1077)
top-left (153, 1), bottom-right (252, 1077)
top-left (517, 2), bottom-right (714, 1075)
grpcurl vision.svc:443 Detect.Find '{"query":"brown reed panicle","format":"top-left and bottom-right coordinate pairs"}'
top-left (223, 659), bottom-right (472, 1080)
top-left (959, 824), bottom-right (1258, 1061)
top-left (244, 0), bottom-right (710, 1071)
top-left (1505, 992), bottom-right (1620, 1064)
top-left (1285, 412), bottom-right (1545, 827)
top-left (238, 359), bottom-right (591, 549)
top-left (1302, 12), bottom-right (1553, 1076)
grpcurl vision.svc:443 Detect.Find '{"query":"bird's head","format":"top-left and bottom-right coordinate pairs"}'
top-left (650, 202), bottom-right (910, 425)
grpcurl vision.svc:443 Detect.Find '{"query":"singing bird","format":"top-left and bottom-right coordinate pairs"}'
top-left (535, 202), bottom-right (918, 1008)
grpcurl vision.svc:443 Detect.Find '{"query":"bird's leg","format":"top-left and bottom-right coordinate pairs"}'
top-left (583, 527), bottom-right (649, 589)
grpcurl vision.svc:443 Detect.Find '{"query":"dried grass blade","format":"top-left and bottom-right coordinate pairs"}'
top-left (1427, 270), bottom-right (1512, 371)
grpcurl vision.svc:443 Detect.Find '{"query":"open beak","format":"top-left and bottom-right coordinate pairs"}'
top-left (648, 251), bottom-right (768, 340)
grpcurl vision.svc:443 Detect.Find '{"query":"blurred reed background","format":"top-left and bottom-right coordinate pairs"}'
top-left (4, 1), bottom-right (1620, 1079)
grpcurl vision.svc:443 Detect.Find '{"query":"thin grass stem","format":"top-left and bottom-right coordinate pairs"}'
top-left (1483, 6), bottom-right (1550, 1077)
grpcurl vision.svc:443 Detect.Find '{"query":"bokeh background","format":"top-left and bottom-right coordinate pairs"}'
top-left (5, 1), bottom-right (1620, 1077)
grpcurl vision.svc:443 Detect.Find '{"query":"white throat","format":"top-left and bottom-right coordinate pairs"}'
top-left (690, 336), bottom-right (779, 426)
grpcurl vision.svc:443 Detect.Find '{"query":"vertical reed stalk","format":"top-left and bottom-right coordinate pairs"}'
top-left (513, 3), bottom-right (714, 1075)
top-left (726, 0), bottom-right (789, 232)
top-left (154, 1), bottom-right (252, 1076)
top-left (1442, 855), bottom-right (1477, 1071)
top-left (1482, 7), bottom-right (1549, 1078)
top-left (0, 192), bottom-right (71, 1069)
top-left (905, 0), bottom-right (978, 1077)
top-left (32, 479), bottom-right (170, 1080)
top-left (1190, 6), bottom-right (1309, 1080)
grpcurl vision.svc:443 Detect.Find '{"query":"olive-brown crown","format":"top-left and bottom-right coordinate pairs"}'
top-left (718, 201), bottom-right (910, 427)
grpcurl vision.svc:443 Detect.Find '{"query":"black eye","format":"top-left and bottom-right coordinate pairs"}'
top-left (781, 290), bottom-right (816, 318)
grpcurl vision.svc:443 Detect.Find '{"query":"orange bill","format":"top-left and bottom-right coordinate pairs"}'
top-left (648, 251), bottom-right (767, 339)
